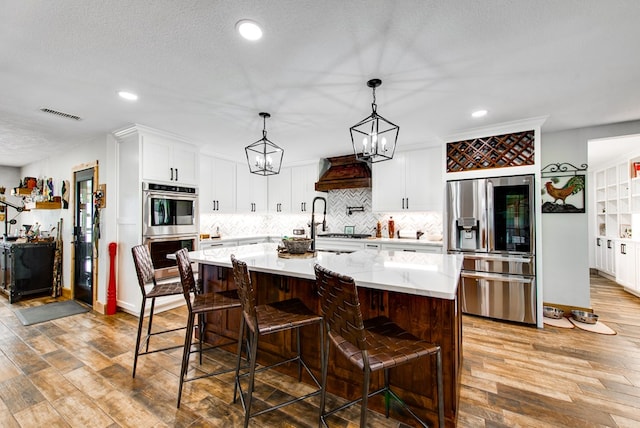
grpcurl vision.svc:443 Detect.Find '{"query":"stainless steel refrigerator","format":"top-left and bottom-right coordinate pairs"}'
top-left (446, 174), bottom-right (536, 324)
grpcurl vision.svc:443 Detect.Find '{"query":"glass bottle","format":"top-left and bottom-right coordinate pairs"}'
top-left (388, 217), bottom-right (395, 239)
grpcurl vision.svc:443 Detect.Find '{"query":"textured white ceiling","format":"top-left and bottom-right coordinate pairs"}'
top-left (1, 0), bottom-right (640, 167)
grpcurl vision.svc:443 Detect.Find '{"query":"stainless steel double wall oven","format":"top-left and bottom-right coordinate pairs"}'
top-left (446, 174), bottom-right (536, 324)
top-left (142, 182), bottom-right (198, 279)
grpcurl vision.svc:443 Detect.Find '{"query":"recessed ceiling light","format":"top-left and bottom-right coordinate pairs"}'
top-left (471, 109), bottom-right (488, 118)
top-left (236, 19), bottom-right (262, 41)
top-left (118, 91), bottom-right (138, 101)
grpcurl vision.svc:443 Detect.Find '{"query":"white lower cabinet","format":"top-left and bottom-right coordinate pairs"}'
top-left (596, 237), bottom-right (616, 277)
top-left (616, 240), bottom-right (640, 295)
top-left (237, 237), bottom-right (269, 246)
top-left (314, 239), bottom-right (365, 252)
top-left (199, 240), bottom-right (238, 250)
top-left (381, 243), bottom-right (443, 253)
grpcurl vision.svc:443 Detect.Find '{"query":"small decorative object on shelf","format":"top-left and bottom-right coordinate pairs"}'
top-left (633, 162), bottom-right (640, 178)
top-left (620, 224), bottom-right (632, 239)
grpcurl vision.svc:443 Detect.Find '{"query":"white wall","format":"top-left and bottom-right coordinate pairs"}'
top-left (541, 119), bottom-right (640, 308)
top-left (18, 135), bottom-right (115, 307)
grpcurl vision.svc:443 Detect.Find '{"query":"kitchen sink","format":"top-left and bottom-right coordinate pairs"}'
top-left (317, 233), bottom-right (371, 239)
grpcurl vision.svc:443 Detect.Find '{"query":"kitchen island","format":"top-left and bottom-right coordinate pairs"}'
top-left (189, 243), bottom-right (463, 427)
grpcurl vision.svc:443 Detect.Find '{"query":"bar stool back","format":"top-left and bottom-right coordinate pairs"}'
top-left (175, 248), bottom-right (243, 407)
top-left (131, 244), bottom-right (185, 378)
top-left (231, 254), bottom-right (324, 428)
top-left (314, 263), bottom-right (444, 428)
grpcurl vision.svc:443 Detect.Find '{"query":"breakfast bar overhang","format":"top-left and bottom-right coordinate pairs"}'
top-left (188, 243), bottom-right (463, 427)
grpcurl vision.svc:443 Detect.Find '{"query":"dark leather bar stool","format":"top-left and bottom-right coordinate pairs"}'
top-left (314, 263), bottom-right (445, 428)
top-left (175, 248), bottom-right (245, 408)
top-left (230, 254), bottom-right (324, 428)
top-left (131, 244), bottom-right (185, 378)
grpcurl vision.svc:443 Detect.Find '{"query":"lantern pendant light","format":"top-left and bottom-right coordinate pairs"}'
top-left (245, 112), bottom-right (283, 176)
top-left (350, 78), bottom-right (399, 163)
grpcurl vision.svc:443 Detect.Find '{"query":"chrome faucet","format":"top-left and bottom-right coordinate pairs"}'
top-left (309, 196), bottom-right (327, 251)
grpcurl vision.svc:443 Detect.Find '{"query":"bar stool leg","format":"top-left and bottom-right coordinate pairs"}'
top-left (360, 362), bottom-right (371, 427)
top-left (177, 312), bottom-right (196, 408)
top-left (198, 313), bottom-right (204, 365)
top-left (296, 328), bottom-right (302, 381)
top-left (384, 369), bottom-right (390, 418)
top-left (243, 330), bottom-right (259, 428)
top-left (233, 317), bottom-right (246, 404)
top-left (146, 297), bottom-right (156, 352)
top-left (436, 349), bottom-right (445, 428)
top-left (318, 324), bottom-right (329, 428)
top-left (132, 297), bottom-right (147, 378)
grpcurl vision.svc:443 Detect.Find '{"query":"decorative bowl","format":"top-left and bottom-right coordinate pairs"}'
top-left (281, 238), bottom-right (312, 254)
top-left (543, 306), bottom-right (564, 319)
top-left (571, 310), bottom-right (599, 324)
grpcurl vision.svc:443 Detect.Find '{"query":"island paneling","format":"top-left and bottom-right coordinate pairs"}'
top-left (194, 245), bottom-right (462, 427)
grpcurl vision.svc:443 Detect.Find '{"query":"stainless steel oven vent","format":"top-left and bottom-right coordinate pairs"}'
top-left (39, 107), bottom-right (82, 121)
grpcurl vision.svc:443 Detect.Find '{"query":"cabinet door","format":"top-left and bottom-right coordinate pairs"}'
top-left (199, 155), bottom-right (214, 212)
top-left (268, 167), bottom-right (291, 213)
top-left (291, 163), bottom-right (320, 213)
top-left (141, 134), bottom-right (172, 182)
top-left (372, 154), bottom-right (405, 212)
top-left (615, 241), bottom-right (633, 287)
top-left (605, 239), bottom-right (616, 275)
top-left (142, 133), bottom-right (198, 185)
top-left (405, 147), bottom-right (443, 212)
top-left (172, 145), bottom-right (198, 185)
top-left (635, 243), bottom-right (640, 292)
top-left (236, 166), bottom-right (268, 212)
top-left (595, 237), bottom-right (605, 271)
top-left (212, 158), bottom-right (236, 212)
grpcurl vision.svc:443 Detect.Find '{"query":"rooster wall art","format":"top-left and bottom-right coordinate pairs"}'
top-left (541, 175), bottom-right (585, 213)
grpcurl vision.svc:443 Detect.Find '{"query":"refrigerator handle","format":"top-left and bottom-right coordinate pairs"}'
top-left (482, 179), bottom-right (490, 251)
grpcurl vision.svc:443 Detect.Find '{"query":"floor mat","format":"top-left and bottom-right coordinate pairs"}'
top-left (569, 318), bottom-right (616, 335)
top-left (14, 300), bottom-right (89, 326)
top-left (543, 316), bottom-right (574, 328)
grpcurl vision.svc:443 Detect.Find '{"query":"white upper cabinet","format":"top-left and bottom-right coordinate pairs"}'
top-left (199, 155), bottom-right (236, 213)
top-left (290, 162), bottom-right (322, 213)
top-left (372, 146), bottom-right (442, 212)
top-left (236, 165), bottom-right (268, 212)
top-left (268, 167), bottom-right (292, 213)
top-left (141, 133), bottom-right (198, 185)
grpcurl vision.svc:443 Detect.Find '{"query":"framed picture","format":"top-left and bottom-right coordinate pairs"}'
top-left (541, 174), bottom-right (586, 213)
top-left (344, 225), bottom-right (355, 235)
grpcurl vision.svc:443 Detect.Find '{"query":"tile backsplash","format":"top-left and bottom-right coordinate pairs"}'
top-left (200, 188), bottom-right (442, 239)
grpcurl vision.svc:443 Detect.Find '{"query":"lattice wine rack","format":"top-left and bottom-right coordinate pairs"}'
top-left (446, 130), bottom-right (535, 172)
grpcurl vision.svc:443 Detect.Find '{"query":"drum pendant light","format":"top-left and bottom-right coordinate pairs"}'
top-left (245, 112), bottom-right (283, 176)
top-left (350, 78), bottom-right (399, 163)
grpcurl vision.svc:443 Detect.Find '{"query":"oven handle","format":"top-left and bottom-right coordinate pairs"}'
top-left (143, 191), bottom-right (197, 201)
top-left (463, 254), bottom-right (532, 264)
top-left (461, 271), bottom-right (533, 284)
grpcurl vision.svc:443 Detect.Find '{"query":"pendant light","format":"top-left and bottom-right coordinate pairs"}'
top-left (245, 112), bottom-right (283, 176)
top-left (350, 78), bottom-right (399, 163)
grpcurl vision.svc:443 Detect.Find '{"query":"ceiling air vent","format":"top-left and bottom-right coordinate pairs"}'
top-left (39, 107), bottom-right (82, 121)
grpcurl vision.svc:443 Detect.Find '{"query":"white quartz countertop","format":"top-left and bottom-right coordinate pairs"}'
top-left (200, 235), bottom-right (443, 247)
top-left (188, 243), bottom-right (462, 300)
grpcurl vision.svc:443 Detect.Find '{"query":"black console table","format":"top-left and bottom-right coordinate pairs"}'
top-left (0, 241), bottom-right (56, 303)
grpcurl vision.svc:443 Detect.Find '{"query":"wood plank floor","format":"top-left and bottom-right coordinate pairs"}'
top-left (1, 273), bottom-right (639, 427)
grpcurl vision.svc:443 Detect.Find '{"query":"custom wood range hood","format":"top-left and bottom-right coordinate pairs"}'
top-left (314, 154), bottom-right (371, 191)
